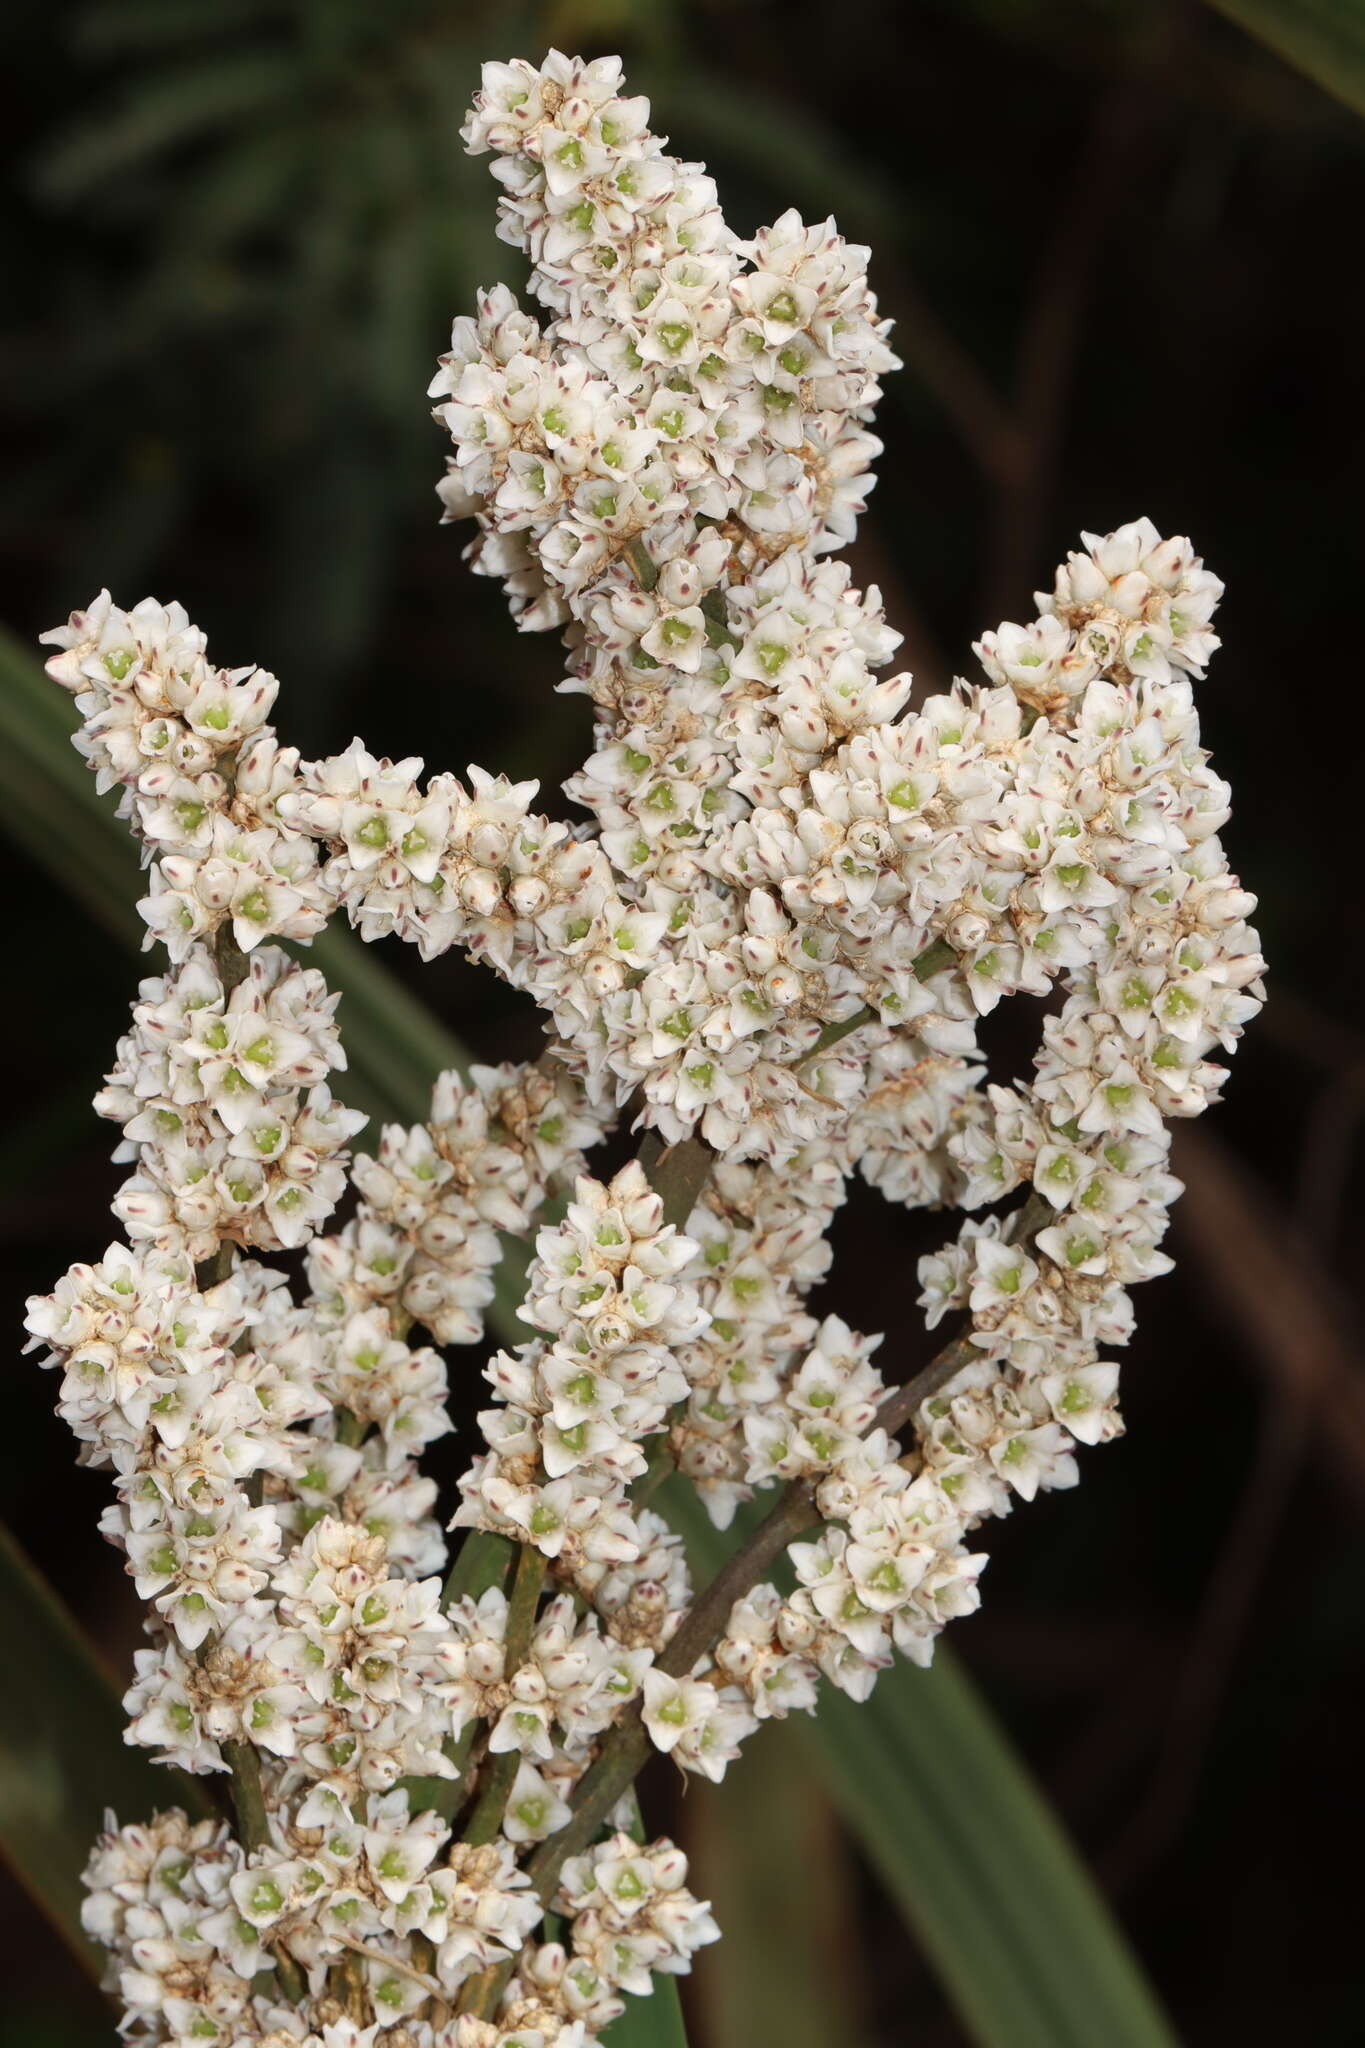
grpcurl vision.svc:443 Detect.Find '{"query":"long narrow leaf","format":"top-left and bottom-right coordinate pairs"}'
top-left (602, 1983), bottom-right (690, 2047)
top-left (1207, 0), bottom-right (1365, 117)
top-left (684, 1719), bottom-right (856, 2048)
top-left (0, 1524), bottom-right (214, 1978)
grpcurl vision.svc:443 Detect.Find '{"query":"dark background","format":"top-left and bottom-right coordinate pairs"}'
top-left (2, 1), bottom-right (1363, 2041)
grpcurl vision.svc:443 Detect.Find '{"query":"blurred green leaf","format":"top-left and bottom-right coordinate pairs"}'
top-left (0, 1522), bottom-right (214, 1979)
top-left (686, 1719), bottom-right (855, 2048)
top-left (35, 53), bottom-right (304, 200)
top-left (73, 0), bottom-right (284, 58)
top-left (0, 632), bottom-right (144, 948)
top-left (1206, 0), bottom-right (1365, 116)
top-left (667, 1482), bottom-right (1177, 2048)
top-left (601, 1983), bottom-right (690, 2047)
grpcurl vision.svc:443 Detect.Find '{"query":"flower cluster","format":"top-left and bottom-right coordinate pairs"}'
top-left (439, 1587), bottom-right (652, 1816)
top-left (454, 1164), bottom-right (703, 1588)
top-left (41, 593), bottom-right (329, 959)
top-left (96, 944), bottom-right (364, 1258)
top-left (28, 45), bottom-right (1263, 2048)
top-left (344, 1063), bottom-right (612, 1346)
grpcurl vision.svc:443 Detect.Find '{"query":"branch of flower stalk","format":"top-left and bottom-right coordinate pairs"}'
top-left (447, 1548), bottom-right (547, 2019)
top-left (458, 1543), bottom-right (549, 1849)
top-left (635, 1131), bottom-right (714, 1231)
top-left (401, 1539), bottom-right (518, 1826)
top-left (216, 1735), bottom-right (308, 2002)
top-left (518, 1185), bottom-right (1053, 1913)
top-left (452, 939), bottom-right (986, 2017)
top-left (624, 536), bottom-right (659, 591)
top-left (174, 853), bottom-right (308, 2005)
top-left (450, 1133), bottom-right (714, 2017)
top-left (437, 1142), bottom-right (707, 1814)
top-left (408, 1256), bottom-right (1004, 2031)
top-left (798, 938), bottom-right (958, 1069)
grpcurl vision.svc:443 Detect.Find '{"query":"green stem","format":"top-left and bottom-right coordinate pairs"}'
top-left (635, 1130), bottom-right (714, 1230)
top-left (181, 813), bottom-right (311, 1999)
top-left (333, 1405), bottom-right (367, 1448)
top-left (913, 934), bottom-right (957, 982)
top-left (454, 1543), bottom-right (551, 2020)
top-left (458, 1543), bottom-right (548, 1850)
top-left (797, 937), bottom-right (960, 1070)
top-left (625, 536), bottom-right (659, 591)
top-left (220, 1736), bottom-right (270, 1850)
top-left (801, 1003), bottom-right (877, 1063)
top-left (402, 1538), bottom-right (517, 1826)
top-left (218, 1738), bottom-right (307, 2003)
top-left (193, 1241), bottom-right (235, 1292)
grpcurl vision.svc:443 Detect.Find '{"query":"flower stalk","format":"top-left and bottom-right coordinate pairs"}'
top-left (23, 43), bottom-right (1263, 2047)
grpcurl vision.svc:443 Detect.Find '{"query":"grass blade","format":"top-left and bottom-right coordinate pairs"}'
top-left (684, 1719), bottom-right (856, 2048)
top-left (602, 1984), bottom-right (690, 2047)
top-left (1206, 0), bottom-right (1365, 117)
top-left (0, 1524), bottom-right (214, 1976)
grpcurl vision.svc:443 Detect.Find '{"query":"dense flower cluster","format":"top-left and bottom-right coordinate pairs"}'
top-left (27, 46), bottom-right (1262, 2046)
top-left (453, 1164), bottom-right (702, 1575)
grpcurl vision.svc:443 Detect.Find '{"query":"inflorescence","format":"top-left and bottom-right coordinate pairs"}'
top-left (25, 48), bottom-right (1263, 2047)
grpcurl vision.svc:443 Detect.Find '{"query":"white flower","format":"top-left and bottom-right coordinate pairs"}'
top-left (34, 48), bottom-right (1266, 2046)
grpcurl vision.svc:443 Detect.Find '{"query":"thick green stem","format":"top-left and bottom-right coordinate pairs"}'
top-left (624, 535), bottom-right (659, 591)
top-left (796, 937), bottom-right (962, 1070)
top-left (219, 1737), bottom-right (307, 2002)
top-left (801, 1003), bottom-right (877, 1064)
top-left (405, 1535), bottom-right (517, 1826)
top-left (458, 1543), bottom-right (548, 1852)
top-left (194, 1242), bottom-right (235, 1291)
top-left (220, 1735), bottom-right (270, 1849)
top-left (184, 861), bottom-right (311, 1999)
top-left (453, 1544), bottom-right (551, 2019)
top-left (913, 934), bottom-right (957, 983)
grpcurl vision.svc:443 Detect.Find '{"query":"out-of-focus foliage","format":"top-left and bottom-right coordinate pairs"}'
top-left (21, 0), bottom-right (547, 683)
top-left (0, 1522), bottom-right (211, 1978)
top-left (1207, 0), bottom-right (1365, 115)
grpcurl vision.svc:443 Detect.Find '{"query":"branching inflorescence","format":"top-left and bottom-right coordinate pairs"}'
top-left (25, 49), bottom-right (1264, 2048)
